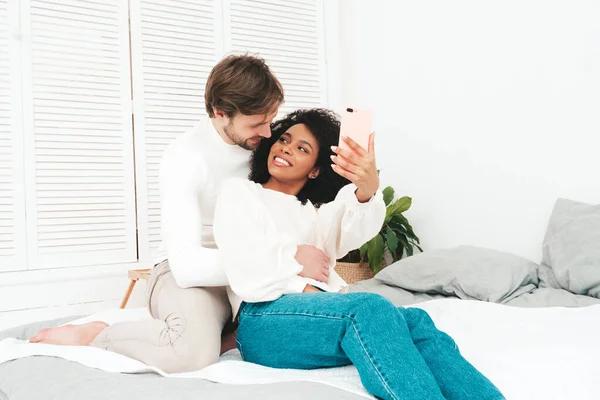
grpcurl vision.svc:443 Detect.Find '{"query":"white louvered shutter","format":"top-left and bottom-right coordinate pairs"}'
top-left (21, 0), bottom-right (137, 269)
top-left (130, 0), bottom-right (219, 261)
top-left (226, 0), bottom-right (327, 115)
top-left (0, 0), bottom-right (26, 271)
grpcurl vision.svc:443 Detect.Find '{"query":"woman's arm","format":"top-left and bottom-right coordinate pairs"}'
top-left (318, 183), bottom-right (386, 260)
top-left (326, 133), bottom-right (385, 259)
top-left (213, 179), bottom-right (308, 302)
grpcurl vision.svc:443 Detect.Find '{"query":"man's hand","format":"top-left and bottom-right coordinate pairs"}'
top-left (331, 132), bottom-right (379, 203)
top-left (295, 245), bottom-right (330, 283)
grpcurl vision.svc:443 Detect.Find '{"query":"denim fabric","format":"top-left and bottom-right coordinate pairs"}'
top-left (237, 292), bottom-right (504, 400)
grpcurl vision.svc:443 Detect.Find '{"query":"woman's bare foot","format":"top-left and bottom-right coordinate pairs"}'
top-left (29, 321), bottom-right (109, 346)
top-left (220, 330), bottom-right (237, 355)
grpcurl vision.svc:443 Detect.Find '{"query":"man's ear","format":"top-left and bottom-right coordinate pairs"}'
top-left (213, 108), bottom-right (227, 121)
top-left (309, 167), bottom-right (321, 179)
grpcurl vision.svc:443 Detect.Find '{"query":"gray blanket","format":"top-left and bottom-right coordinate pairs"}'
top-left (1, 358), bottom-right (362, 400)
top-left (0, 316), bottom-right (365, 400)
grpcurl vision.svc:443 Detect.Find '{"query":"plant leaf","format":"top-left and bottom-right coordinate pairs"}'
top-left (414, 243), bottom-right (424, 253)
top-left (367, 234), bottom-right (385, 273)
top-left (390, 248), bottom-right (400, 263)
top-left (382, 186), bottom-right (395, 206)
top-left (406, 243), bottom-right (414, 257)
top-left (388, 218), bottom-right (408, 235)
top-left (411, 234), bottom-right (421, 245)
top-left (396, 233), bottom-right (409, 259)
top-left (389, 221), bottom-right (416, 245)
top-left (396, 233), bottom-right (408, 249)
top-left (392, 213), bottom-right (409, 228)
top-left (390, 214), bottom-right (420, 243)
top-left (359, 242), bottom-right (369, 259)
top-left (385, 227), bottom-right (399, 253)
top-left (391, 196), bottom-right (412, 215)
top-left (396, 246), bottom-right (404, 260)
top-left (386, 196), bottom-right (412, 222)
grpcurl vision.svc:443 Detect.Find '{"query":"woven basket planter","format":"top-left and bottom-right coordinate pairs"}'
top-left (335, 261), bottom-right (375, 284)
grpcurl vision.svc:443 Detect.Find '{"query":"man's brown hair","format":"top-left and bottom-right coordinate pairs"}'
top-left (205, 54), bottom-right (284, 118)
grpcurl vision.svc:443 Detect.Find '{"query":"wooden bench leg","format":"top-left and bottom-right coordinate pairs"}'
top-left (120, 279), bottom-right (137, 309)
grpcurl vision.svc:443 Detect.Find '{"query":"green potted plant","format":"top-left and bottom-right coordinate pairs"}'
top-left (335, 186), bottom-right (422, 282)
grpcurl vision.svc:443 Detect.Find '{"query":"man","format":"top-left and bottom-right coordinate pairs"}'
top-left (29, 54), bottom-right (330, 373)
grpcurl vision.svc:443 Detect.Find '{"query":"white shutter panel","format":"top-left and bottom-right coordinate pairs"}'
top-left (226, 0), bottom-right (327, 115)
top-left (21, 0), bottom-right (137, 269)
top-left (130, 0), bottom-right (219, 261)
top-left (0, 0), bottom-right (26, 271)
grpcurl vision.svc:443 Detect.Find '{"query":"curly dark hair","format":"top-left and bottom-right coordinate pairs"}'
top-left (249, 109), bottom-right (351, 207)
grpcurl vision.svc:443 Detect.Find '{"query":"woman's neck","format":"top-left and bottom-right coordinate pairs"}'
top-left (262, 178), bottom-right (307, 196)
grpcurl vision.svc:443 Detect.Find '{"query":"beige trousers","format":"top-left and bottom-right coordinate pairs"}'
top-left (91, 260), bottom-right (231, 373)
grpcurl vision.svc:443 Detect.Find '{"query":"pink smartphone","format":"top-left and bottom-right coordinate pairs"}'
top-left (339, 107), bottom-right (372, 151)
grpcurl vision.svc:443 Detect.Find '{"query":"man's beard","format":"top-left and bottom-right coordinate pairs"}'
top-left (223, 122), bottom-right (262, 150)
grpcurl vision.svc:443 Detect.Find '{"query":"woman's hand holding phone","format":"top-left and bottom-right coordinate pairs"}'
top-left (331, 132), bottom-right (380, 203)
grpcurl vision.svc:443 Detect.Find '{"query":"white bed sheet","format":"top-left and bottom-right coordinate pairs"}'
top-left (1, 299), bottom-right (599, 400)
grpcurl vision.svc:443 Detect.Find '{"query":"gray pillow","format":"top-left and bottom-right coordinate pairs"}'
top-left (537, 262), bottom-right (561, 289)
top-left (375, 245), bottom-right (538, 303)
top-left (541, 198), bottom-right (600, 298)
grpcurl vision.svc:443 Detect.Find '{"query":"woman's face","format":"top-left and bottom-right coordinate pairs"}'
top-left (267, 123), bottom-right (320, 184)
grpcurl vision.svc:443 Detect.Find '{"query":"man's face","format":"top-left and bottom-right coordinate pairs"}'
top-left (220, 110), bottom-right (279, 150)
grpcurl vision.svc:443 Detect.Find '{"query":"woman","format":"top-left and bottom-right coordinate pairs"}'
top-left (213, 109), bottom-right (505, 400)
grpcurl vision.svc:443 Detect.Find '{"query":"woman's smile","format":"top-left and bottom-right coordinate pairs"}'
top-left (273, 155), bottom-right (293, 167)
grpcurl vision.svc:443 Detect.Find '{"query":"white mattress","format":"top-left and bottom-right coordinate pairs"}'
top-left (1, 299), bottom-right (600, 400)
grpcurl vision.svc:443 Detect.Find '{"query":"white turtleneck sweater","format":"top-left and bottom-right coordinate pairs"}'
top-left (153, 117), bottom-right (251, 288)
top-left (213, 178), bottom-right (386, 318)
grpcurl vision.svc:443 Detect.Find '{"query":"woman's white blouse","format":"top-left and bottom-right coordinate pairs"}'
top-left (213, 178), bottom-right (386, 318)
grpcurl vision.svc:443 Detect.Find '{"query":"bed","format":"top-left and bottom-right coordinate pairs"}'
top-left (1, 198), bottom-right (598, 400)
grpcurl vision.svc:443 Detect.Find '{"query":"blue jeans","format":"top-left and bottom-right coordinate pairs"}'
top-left (236, 292), bottom-right (504, 400)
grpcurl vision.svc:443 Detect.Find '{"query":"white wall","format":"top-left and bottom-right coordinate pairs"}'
top-left (338, 0), bottom-right (600, 262)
